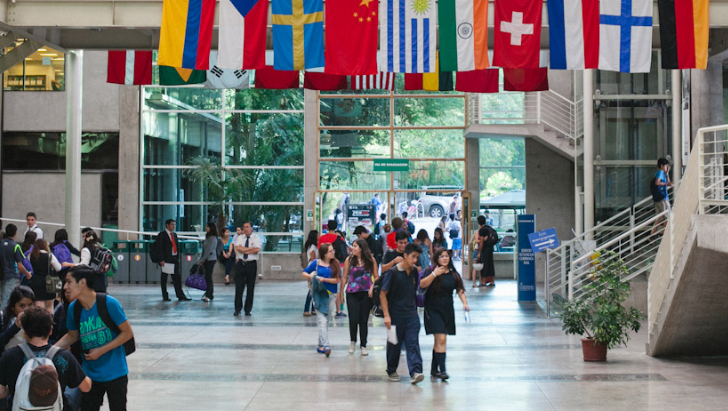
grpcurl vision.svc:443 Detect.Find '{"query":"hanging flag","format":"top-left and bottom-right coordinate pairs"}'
top-left (159, 66), bottom-right (207, 85)
top-left (599, 0), bottom-right (653, 73)
top-left (379, 0), bottom-right (437, 73)
top-left (107, 51), bottom-right (153, 85)
top-left (350, 72), bottom-right (396, 90)
top-left (158, 0), bottom-right (215, 70)
top-left (547, 0), bottom-right (599, 69)
top-left (438, 0), bottom-right (489, 72)
top-left (657, 0), bottom-right (709, 69)
top-left (204, 66), bottom-right (250, 89)
top-left (493, 0), bottom-right (543, 68)
top-left (304, 72), bottom-right (348, 90)
top-left (325, 0), bottom-right (379, 75)
top-left (271, 0), bottom-right (325, 71)
top-left (455, 69), bottom-right (499, 93)
top-left (218, 0), bottom-right (269, 70)
top-left (254, 66), bottom-right (300, 89)
top-left (503, 68), bottom-right (549, 91)
top-left (404, 52), bottom-right (453, 91)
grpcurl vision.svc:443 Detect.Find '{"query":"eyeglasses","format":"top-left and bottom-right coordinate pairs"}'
top-left (438, 254), bottom-right (449, 259)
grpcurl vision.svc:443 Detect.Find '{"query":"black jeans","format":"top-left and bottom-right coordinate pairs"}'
top-left (235, 260), bottom-right (257, 313)
top-left (82, 375), bottom-right (128, 411)
top-left (346, 291), bottom-right (372, 347)
top-left (203, 260), bottom-right (216, 299)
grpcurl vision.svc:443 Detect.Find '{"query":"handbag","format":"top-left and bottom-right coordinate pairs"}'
top-left (45, 255), bottom-right (63, 294)
top-left (185, 264), bottom-right (207, 291)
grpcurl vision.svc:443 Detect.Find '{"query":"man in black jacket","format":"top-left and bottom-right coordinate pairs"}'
top-left (152, 219), bottom-right (190, 301)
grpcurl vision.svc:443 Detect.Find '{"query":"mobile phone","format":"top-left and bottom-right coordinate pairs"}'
top-left (83, 349), bottom-right (90, 354)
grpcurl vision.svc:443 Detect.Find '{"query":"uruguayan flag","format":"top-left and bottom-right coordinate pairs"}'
top-left (598, 0), bottom-right (653, 73)
top-left (379, 0), bottom-right (437, 73)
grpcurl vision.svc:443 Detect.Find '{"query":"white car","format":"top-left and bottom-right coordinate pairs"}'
top-left (419, 186), bottom-right (463, 218)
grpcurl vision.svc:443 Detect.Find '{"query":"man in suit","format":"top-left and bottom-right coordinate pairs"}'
top-left (154, 219), bottom-right (190, 301)
top-left (234, 222), bottom-right (261, 316)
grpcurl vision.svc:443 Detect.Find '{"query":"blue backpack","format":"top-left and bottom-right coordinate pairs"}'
top-left (52, 243), bottom-right (73, 265)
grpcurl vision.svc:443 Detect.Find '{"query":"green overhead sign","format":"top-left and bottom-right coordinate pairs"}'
top-left (373, 159), bottom-right (409, 172)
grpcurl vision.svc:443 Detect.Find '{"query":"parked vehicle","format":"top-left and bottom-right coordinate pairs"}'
top-left (419, 186), bottom-right (463, 218)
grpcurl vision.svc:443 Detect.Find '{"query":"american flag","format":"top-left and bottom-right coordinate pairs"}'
top-left (350, 72), bottom-right (395, 90)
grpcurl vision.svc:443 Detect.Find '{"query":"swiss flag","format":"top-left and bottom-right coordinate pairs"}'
top-left (493, 0), bottom-right (543, 69)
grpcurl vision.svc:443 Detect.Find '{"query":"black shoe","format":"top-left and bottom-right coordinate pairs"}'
top-left (234, 311), bottom-right (241, 316)
top-left (179, 297), bottom-right (192, 301)
top-left (245, 312), bottom-right (252, 316)
top-left (439, 372), bottom-right (450, 380)
top-left (162, 297), bottom-right (171, 302)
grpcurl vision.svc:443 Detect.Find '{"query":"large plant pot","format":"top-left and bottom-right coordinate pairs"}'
top-left (581, 338), bottom-right (607, 362)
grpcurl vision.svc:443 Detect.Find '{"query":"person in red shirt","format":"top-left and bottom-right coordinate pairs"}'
top-left (318, 220), bottom-right (339, 247)
top-left (386, 218), bottom-right (404, 250)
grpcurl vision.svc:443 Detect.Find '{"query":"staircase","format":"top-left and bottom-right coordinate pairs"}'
top-left (646, 125), bottom-right (728, 357)
top-left (465, 90), bottom-right (583, 159)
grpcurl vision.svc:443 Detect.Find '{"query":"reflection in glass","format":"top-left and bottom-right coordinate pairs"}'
top-left (225, 113), bottom-right (304, 166)
top-left (320, 98), bottom-right (390, 127)
top-left (394, 129), bottom-right (464, 159)
top-left (320, 161), bottom-right (389, 190)
top-left (394, 98), bottom-right (465, 126)
top-left (224, 88), bottom-right (304, 111)
top-left (393, 161), bottom-right (465, 190)
top-left (144, 87), bottom-right (223, 111)
top-left (320, 129), bottom-right (390, 158)
top-left (143, 111), bottom-right (222, 165)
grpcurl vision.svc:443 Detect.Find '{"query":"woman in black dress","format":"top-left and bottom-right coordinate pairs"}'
top-left (419, 247), bottom-right (469, 381)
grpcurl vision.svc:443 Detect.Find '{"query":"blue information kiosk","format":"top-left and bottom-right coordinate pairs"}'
top-left (517, 215), bottom-right (536, 301)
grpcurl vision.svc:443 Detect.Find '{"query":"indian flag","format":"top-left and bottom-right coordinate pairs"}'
top-left (438, 0), bottom-right (489, 72)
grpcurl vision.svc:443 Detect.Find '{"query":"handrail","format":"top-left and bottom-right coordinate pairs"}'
top-left (0, 217), bottom-right (202, 240)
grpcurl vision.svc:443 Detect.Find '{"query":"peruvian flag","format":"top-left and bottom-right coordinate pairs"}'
top-left (350, 72), bottom-right (395, 90)
top-left (493, 0), bottom-right (543, 68)
top-left (107, 51), bottom-right (153, 85)
top-left (217, 0), bottom-right (268, 70)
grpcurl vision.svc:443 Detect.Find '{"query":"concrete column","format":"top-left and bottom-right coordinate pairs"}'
top-left (690, 62), bottom-right (724, 142)
top-left (465, 137), bottom-right (479, 281)
top-left (65, 50), bottom-right (83, 247)
top-left (583, 69), bottom-right (595, 239)
top-left (671, 70), bottom-right (682, 185)
top-left (303, 89), bottom-right (318, 235)
top-left (117, 86), bottom-right (140, 238)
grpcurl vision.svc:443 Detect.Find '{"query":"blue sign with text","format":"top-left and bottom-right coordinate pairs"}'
top-left (517, 215), bottom-right (536, 302)
top-left (527, 228), bottom-right (560, 253)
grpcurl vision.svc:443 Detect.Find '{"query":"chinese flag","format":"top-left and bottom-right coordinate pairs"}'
top-left (503, 68), bottom-right (549, 91)
top-left (325, 0), bottom-right (379, 75)
top-left (493, 0), bottom-right (543, 68)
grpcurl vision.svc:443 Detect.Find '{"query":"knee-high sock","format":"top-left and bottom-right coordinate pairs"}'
top-left (435, 352), bottom-right (446, 373)
top-left (431, 350), bottom-right (438, 374)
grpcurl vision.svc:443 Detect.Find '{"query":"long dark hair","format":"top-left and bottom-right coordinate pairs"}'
top-left (349, 239), bottom-right (375, 275)
top-left (416, 229), bottom-right (430, 243)
top-left (50, 229), bottom-right (69, 249)
top-left (318, 243), bottom-right (341, 279)
top-left (304, 230), bottom-right (319, 253)
top-left (21, 231), bottom-right (37, 253)
top-left (2, 285), bottom-right (34, 330)
top-left (30, 238), bottom-right (50, 261)
top-left (83, 229), bottom-right (100, 251)
top-left (432, 228), bottom-right (446, 247)
top-left (205, 222), bottom-right (218, 238)
top-left (427, 247), bottom-right (465, 298)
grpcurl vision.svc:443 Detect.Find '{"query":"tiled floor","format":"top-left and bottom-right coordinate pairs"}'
top-left (103, 279), bottom-right (728, 410)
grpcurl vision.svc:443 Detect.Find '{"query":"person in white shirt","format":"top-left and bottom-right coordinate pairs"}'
top-left (24, 212), bottom-right (43, 240)
top-left (233, 222), bottom-right (261, 316)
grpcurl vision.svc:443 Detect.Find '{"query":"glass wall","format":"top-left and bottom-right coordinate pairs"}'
top-left (318, 80), bottom-right (467, 240)
top-left (141, 84), bottom-right (305, 252)
top-left (3, 43), bottom-right (65, 91)
top-left (593, 51), bottom-right (673, 221)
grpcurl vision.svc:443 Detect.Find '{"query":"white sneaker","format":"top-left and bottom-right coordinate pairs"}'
top-left (360, 346), bottom-right (369, 356)
top-left (411, 373), bottom-right (424, 385)
top-left (348, 342), bottom-right (355, 354)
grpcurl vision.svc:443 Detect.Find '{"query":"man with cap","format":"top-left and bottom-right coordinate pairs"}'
top-left (0, 306), bottom-right (91, 411)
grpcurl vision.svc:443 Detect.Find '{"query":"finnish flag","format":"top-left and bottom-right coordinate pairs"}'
top-left (598, 0), bottom-right (653, 73)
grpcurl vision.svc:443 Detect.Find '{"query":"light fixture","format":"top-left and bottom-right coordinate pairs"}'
top-left (40, 53), bottom-right (57, 57)
top-left (38, 48), bottom-right (47, 52)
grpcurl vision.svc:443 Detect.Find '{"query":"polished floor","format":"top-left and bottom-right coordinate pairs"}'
top-left (105, 279), bottom-right (728, 411)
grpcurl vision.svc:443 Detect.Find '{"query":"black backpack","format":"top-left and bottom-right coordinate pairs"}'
top-left (371, 271), bottom-right (394, 317)
top-left (650, 177), bottom-right (665, 202)
top-left (332, 237), bottom-right (348, 262)
top-left (90, 247), bottom-right (114, 275)
top-left (74, 293), bottom-right (135, 356)
top-left (484, 226), bottom-right (499, 247)
top-left (149, 237), bottom-right (162, 263)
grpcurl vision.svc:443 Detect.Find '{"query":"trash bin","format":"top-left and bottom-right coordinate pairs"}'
top-left (112, 241), bottom-right (130, 284)
top-left (179, 240), bottom-right (201, 284)
top-left (129, 240), bottom-right (148, 284)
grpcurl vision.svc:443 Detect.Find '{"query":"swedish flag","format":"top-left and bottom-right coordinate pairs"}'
top-left (271, 0), bottom-right (325, 70)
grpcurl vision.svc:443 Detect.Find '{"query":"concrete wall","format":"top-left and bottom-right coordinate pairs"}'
top-left (3, 50), bottom-right (120, 132)
top-left (1, 172), bottom-right (103, 237)
top-left (525, 139), bottom-right (575, 283)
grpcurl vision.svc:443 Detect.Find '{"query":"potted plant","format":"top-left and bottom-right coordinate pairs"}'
top-left (559, 252), bottom-right (645, 361)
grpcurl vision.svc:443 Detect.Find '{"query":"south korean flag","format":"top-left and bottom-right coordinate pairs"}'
top-left (204, 66), bottom-right (250, 90)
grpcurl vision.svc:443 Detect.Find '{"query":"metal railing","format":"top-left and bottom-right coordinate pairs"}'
top-left (648, 125), bottom-right (728, 336)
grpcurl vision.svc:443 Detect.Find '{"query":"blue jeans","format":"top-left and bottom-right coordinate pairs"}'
top-left (0, 277), bottom-right (18, 308)
top-left (386, 315), bottom-right (422, 377)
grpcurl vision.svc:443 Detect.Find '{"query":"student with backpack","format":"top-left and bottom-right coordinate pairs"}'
top-left (50, 229), bottom-right (81, 282)
top-left (66, 230), bottom-right (110, 293)
top-left (476, 216), bottom-right (499, 287)
top-left (650, 158), bottom-right (674, 237)
top-left (28, 239), bottom-right (63, 314)
top-left (418, 248), bottom-right (469, 381)
top-left (55, 266), bottom-right (134, 411)
top-left (0, 306), bottom-right (90, 411)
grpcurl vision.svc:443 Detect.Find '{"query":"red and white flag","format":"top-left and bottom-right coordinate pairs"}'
top-left (493, 0), bottom-right (543, 68)
top-left (107, 50), bottom-right (153, 85)
top-left (350, 72), bottom-right (395, 90)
